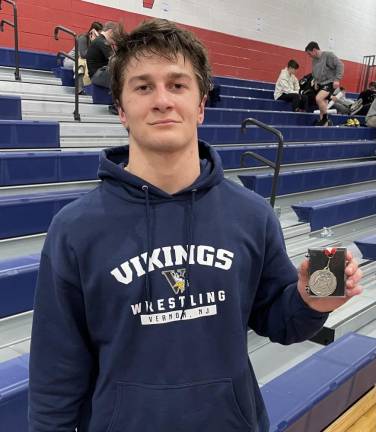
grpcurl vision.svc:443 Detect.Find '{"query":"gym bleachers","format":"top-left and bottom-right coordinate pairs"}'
top-left (239, 161), bottom-right (376, 197)
top-left (0, 151), bottom-right (100, 186)
top-left (1, 46), bottom-right (376, 431)
top-left (0, 120), bottom-right (59, 149)
top-left (292, 190), bottom-right (376, 230)
top-left (355, 235), bottom-right (376, 260)
top-left (0, 95), bottom-right (22, 120)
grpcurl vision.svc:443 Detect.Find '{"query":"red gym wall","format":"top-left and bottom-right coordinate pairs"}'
top-left (0, 0), bottom-right (361, 91)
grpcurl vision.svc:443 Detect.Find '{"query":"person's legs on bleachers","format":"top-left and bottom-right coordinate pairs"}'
top-left (315, 88), bottom-right (331, 125)
top-left (277, 93), bottom-right (301, 111)
top-left (91, 66), bottom-right (117, 114)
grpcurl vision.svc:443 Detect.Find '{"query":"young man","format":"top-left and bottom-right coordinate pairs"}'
top-left (274, 59), bottom-right (309, 112)
top-left (305, 41), bottom-right (344, 126)
top-left (86, 21), bottom-right (117, 114)
top-left (29, 19), bottom-right (362, 432)
top-left (351, 81), bottom-right (376, 116)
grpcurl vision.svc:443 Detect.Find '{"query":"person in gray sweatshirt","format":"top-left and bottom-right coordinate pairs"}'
top-left (305, 41), bottom-right (344, 126)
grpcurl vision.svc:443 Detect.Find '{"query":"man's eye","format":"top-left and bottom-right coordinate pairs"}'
top-left (171, 83), bottom-right (186, 91)
top-left (136, 85), bottom-right (150, 92)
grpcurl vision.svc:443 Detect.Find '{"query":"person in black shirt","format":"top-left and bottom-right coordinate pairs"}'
top-left (86, 21), bottom-right (118, 114)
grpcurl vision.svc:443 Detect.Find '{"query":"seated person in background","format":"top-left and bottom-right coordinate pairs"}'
top-left (86, 21), bottom-right (118, 114)
top-left (63, 21), bottom-right (103, 94)
top-left (274, 60), bottom-right (309, 112)
top-left (365, 97), bottom-right (376, 127)
top-left (329, 86), bottom-right (355, 114)
top-left (350, 81), bottom-right (376, 116)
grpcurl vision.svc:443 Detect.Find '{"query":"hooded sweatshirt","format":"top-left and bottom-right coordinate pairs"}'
top-left (29, 141), bottom-right (328, 432)
top-left (312, 51), bottom-right (344, 85)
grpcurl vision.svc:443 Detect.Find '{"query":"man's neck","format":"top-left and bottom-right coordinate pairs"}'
top-left (125, 143), bottom-right (201, 195)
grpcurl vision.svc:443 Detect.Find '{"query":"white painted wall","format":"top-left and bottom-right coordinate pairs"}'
top-left (86, 0), bottom-right (376, 62)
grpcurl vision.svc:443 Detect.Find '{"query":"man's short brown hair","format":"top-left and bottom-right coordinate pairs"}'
top-left (110, 19), bottom-right (212, 105)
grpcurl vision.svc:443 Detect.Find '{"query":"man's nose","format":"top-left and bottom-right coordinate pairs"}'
top-left (153, 85), bottom-right (173, 111)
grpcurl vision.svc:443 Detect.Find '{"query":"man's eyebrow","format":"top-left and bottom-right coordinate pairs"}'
top-left (128, 72), bottom-right (193, 85)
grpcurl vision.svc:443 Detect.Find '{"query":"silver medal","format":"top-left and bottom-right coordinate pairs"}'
top-left (309, 253), bottom-right (337, 297)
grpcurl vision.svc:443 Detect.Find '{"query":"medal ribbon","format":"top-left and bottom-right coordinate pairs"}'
top-left (324, 247), bottom-right (337, 257)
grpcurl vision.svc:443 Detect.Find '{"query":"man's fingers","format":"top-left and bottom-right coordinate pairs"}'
top-left (345, 285), bottom-right (363, 298)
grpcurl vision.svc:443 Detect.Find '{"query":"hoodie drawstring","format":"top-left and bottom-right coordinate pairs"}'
top-left (142, 185), bottom-right (152, 308)
top-left (142, 185), bottom-right (197, 319)
top-left (181, 189), bottom-right (196, 319)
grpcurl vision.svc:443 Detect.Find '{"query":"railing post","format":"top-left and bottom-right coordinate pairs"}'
top-left (0, 0), bottom-right (21, 80)
top-left (240, 117), bottom-right (284, 208)
top-left (54, 25), bottom-right (81, 121)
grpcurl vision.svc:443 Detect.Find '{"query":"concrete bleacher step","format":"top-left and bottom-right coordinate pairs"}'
top-left (199, 124), bottom-right (376, 145)
top-left (355, 235), bottom-right (376, 260)
top-left (291, 190), bottom-right (376, 230)
top-left (21, 99), bottom-right (120, 123)
top-left (0, 80), bottom-right (93, 103)
top-left (239, 161), bottom-right (376, 197)
top-left (0, 66), bottom-right (61, 85)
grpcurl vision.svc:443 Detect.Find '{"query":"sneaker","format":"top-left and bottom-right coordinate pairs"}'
top-left (353, 118), bottom-right (360, 127)
top-left (108, 104), bottom-right (118, 115)
top-left (315, 117), bottom-right (330, 126)
top-left (350, 99), bottom-right (363, 115)
top-left (345, 118), bottom-right (355, 127)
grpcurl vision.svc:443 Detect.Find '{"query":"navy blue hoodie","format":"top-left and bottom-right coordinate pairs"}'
top-left (29, 141), bottom-right (328, 432)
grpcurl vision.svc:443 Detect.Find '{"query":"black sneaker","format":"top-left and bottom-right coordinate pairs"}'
top-left (108, 104), bottom-right (118, 115)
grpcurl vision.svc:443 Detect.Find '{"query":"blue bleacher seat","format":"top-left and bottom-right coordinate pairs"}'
top-left (213, 76), bottom-right (275, 90)
top-left (219, 85), bottom-right (274, 99)
top-left (0, 354), bottom-right (29, 432)
top-left (217, 142), bottom-right (376, 170)
top-left (354, 235), bottom-right (376, 260)
top-left (0, 96), bottom-right (22, 120)
top-left (0, 47), bottom-right (57, 71)
top-left (291, 190), bottom-right (376, 230)
top-left (0, 120), bottom-right (60, 149)
top-left (0, 151), bottom-right (100, 186)
top-left (198, 124), bottom-right (376, 145)
top-left (0, 255), bottom-right (40, 318)
top-left (239, 161), bottom-right (376, 197)
top-left (216, 95), bottom-right (290, 111)
top-left (86, 84), bottom-right (113, 104)
top-left (60, 67), bottom-right (75, 87)
top-left (204, 107), bottom-right (364, 127)
top-left (262, 332), bottom-right (376, 432)
top-left (0, 190), bottom-right (89, 239)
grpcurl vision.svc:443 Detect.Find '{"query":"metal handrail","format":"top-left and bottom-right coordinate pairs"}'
top-left (240, 118), bottom-right (284, 208)
top-left (357, 55), bottom-right (376, 93)
top-left (54, 25), bottom-right (80, 121)
top-left (0, 0), bottom-right (20, 80)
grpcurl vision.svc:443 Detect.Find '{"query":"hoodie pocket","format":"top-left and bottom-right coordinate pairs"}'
top-left (106, 378), bottom-right (253, 432)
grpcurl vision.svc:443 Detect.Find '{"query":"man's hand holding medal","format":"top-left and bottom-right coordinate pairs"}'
top-left (297, 248), bottom-right (363, 313)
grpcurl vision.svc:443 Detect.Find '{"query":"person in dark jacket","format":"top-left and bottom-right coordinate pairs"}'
top-left (63, 21), bottom-right (103, 94)
top-left (29, 19), bottom-right (362, 432)
top-left (86, 21), bottom-right (118, 114)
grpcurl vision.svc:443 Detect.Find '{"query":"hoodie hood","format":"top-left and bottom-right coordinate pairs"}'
top-left (98, 140), bottom-right (224, 202)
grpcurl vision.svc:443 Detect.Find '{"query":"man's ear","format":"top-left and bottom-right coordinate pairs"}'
top-left (118, 103), bottom-right (128, 129)
top-left (197, 95), bottom-right (207, 125)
